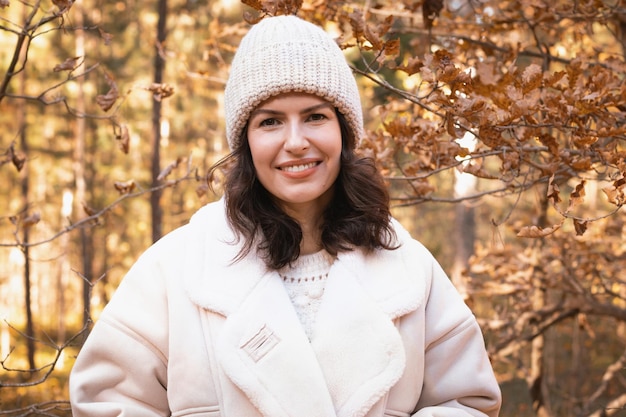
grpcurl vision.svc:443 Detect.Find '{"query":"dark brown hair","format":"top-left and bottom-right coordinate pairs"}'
top-left (209, 111), bottom-right (397, 269)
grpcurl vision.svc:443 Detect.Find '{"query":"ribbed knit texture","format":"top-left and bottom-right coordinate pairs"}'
top-left (224, 15), bottom-right (364, 151)
top-left (279, 250), bottom-right (335, 340)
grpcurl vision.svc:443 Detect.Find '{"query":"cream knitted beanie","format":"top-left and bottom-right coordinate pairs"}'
top-left (224, 15), bottom-right (364, 151)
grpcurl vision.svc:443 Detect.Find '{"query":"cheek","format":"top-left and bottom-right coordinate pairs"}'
top-left (327, 141), bottom-right (342, 180)
top-left (248, 136), bottom-right (270, 166)
top-left (328, 129), bottom-right (343, 162)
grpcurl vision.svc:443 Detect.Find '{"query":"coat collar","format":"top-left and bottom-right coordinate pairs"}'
top-left (183, 199), bottom-right (426, 417)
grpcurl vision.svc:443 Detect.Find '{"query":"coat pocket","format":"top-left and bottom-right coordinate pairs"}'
top-left (384, 409), bottom-right (411, 417)
top-left (171, 405), bottom-right (221, 417)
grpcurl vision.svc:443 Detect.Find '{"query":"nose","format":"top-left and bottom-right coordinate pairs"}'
top-left (283, 121), bottom-right (309, 153)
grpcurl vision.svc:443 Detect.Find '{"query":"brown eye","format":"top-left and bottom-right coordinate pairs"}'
top-left (308, 113), bottom-right (326, 122)
top-left (259, 118), bottom-right (279, 127)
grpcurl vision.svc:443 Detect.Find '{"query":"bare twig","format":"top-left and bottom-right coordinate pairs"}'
top-left (1, 167), bottom-right (201, 249)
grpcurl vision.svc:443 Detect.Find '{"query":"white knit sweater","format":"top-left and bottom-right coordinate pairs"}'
top-left (278, 250), bottom-right (335, 340)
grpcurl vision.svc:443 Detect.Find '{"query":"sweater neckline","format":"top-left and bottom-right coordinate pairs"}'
top-left (277, 249), bottom-right (335, 280)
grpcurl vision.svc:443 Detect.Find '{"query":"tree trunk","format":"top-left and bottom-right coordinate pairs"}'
top-left (57, 193), bottom-right (70, 369)
top-left (72, 5), bottom-right (94, 327)
top-left (451, 202), bottom-right (475, 300)
top-left (528, 191), bottom-right (553, 417)
top-left (21, 228), bottom-right (35, 373)
top-left (18, 64), bottom-right (36, 373)
top-left (451, 134), bottom-right (478, 301)
top-left (151, 0), bottom-right (167, 243)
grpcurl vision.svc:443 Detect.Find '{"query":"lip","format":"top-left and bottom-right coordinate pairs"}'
top-left (276, 158), bottom-right (321, 177)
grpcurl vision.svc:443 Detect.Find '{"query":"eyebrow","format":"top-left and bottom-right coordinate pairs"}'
top-left (250, 102), bottom-right (334, 118)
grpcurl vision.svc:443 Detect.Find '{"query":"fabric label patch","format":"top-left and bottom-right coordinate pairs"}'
top-left (240, 324), bottom-right (280, 362)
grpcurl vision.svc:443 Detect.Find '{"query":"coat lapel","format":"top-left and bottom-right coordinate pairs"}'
top-left (214, 272), bottom-right (337, 417)
top-left (183, 202), bottom-right (337, 416)
top-left (184, 201), bottom-right (426, 417)
top-left (311, 247), bottom-right (424, 417)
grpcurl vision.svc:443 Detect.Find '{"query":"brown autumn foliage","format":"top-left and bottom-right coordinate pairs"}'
top-left (1, 0), bottom-right (625, 416)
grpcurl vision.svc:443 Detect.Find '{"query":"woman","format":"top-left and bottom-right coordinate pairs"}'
top-left (69, 14), bottom-right (502, 417)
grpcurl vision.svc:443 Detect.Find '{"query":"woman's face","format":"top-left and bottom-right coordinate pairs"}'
top-left (247, 93), bottom-right (342, 214)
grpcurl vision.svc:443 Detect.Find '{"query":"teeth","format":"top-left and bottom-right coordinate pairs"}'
top-left (282, 162), bottom-right (317, 173)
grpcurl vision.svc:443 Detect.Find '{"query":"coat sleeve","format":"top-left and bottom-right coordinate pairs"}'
top-left (69, 242), bottom-right (172, 417)
top-left (413, 256), bottom-right (502, 417)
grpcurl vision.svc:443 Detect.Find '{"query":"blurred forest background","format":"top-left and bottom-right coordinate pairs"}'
top-left (1, 0), bottom-right (625, 416)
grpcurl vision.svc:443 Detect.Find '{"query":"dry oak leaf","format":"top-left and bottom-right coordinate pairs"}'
top-left (475, 61), bottom-right (499, 86)
top-left (423, 0), bottom-right (444, 29)
top-left (96, 72), bottom-right (119, 112)
top-left (537, 133), bottom-right (559, 156)
top-left (378, 39), bottom-right (400, 64)
top-left (9, 144), bottom-right (25, 171)
top-left (81, 201), bottom-right (97, 216)
top-left (602, 175), bottom-right (626, 205)
top-left (242, 0), bottom-right (263, 11)
top-left (431, 50), bottom-right (459, 82)
top-left (243, 10), bottom-right (263, 24)
top-left (547, 176), bottom-right (561, 205)
top-left (602, 187), bottom-right (625, 205)
top-left (363, 23), bottom-right (382, 50)
top-left (384, 116), bottom-right (414, 138)
top-left (116, 124), bottom-right (130, 154)
top-left (51, 0), bottom-right (73, 12)
top-left (157, 158), bottom-right (183, 181)
top-left (113, 180), bottom-right (136, 195)
top-left (98, 28), bottom-right (113, 46)
top-left (54, 56), bottom-right (81, 72)
top-left (517, 222), bottom-right (562, 238)
top-left (146, 83), bottom-right (175, 101)
top-left (242, 0), bottom-right (301, 19)
top-left (22, 213), bottom-right (41, 228)
top-left (477, 125), bottom-right (503, 148)
top-left (396, 56), bottom-right (424, 76)
top-left (410, 179), bottom-right (436, 197)
top-left (462, 161), bottom-right (497, 179)
top-left (573, 219), bottom-right (588, 236)
top-left (349, 9), bottom-right (367, 41)
top-left (567, 180), bottom-right (586, 211)
top-left (521, 64), bottom-right (542, 93)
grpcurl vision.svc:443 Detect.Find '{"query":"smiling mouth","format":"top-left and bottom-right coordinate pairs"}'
top-left (280, 162), bottom-right (319, 173)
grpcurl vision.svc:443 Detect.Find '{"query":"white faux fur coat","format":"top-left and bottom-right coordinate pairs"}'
top-left (69, 199), bottom-right (501, 417)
